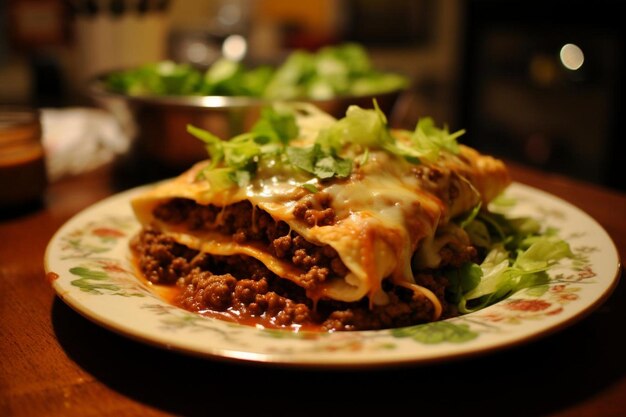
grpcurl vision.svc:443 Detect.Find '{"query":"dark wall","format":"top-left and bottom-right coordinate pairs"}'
top-left (459, 0), bottom-right (625, 191)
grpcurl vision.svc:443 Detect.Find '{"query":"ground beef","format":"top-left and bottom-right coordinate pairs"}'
top-left (130, 228), bottom-right (201, 284)
top-left (134, 193), bottom-right (474, 331)
top-left (318, 288), bottom-right (437, 331)
top-left (292, 192), bottom-right (335, 226)
top-left (131, 229), bottom-right (456, 331)
top-left (151, 198), bottom-right (346, 291)
top-left (175, 264), bottom-right (314, 326)
top-left (412, 166), bottom-right (464, 212)
top-left (439, 243), bottom-right (478, 268)
top-left (179, 271), bottom-right (237, 311)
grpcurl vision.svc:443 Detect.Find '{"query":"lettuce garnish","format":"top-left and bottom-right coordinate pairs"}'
top-left (186, 102), bottom-right (465, 190)
top-left (188, 101), bottom-right (572, 315)
top-left (447, 209), bottom-right (574, 313)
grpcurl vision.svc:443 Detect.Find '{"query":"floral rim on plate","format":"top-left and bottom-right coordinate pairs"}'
top-left (44, 182), bottom-right (621, 368)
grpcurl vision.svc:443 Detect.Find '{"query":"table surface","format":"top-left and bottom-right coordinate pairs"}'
top-left (1, 159), bottom-right (624, 417)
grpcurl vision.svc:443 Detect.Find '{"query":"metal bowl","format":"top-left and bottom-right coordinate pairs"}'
top-left (88, 75), bottom-right (405, 170)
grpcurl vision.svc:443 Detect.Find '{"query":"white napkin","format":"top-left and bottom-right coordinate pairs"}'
top-left (41, 107), bottom-right (130, 181)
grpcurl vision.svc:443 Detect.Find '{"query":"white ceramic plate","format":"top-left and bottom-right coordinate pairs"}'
top-left (45, 182), bottom-right (621, 368)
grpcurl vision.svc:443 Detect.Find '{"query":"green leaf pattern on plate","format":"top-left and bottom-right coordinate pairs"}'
top-left (391, 322), bottom-right (479, 344)
top-left (52, 191), bottom-right (600, 350)
top-left (59, 216), bottom-right (152, 297)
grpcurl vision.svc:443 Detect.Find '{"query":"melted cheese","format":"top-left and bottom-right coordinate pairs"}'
top-left (164, 230), bottom-right (306, 283)
top-left (131, 141), bottom-right (510, 311)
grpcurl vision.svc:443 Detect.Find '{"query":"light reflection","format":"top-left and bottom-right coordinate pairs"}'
top-left (222, 34), bottom-right (247, 61)
top-left (185, 41), bottom-right (210, 64)
top-left (560, 43), bottom-right (584, 70)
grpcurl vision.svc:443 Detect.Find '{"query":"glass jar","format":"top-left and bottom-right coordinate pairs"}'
top-left (0, 107), bottom-right (47, 212)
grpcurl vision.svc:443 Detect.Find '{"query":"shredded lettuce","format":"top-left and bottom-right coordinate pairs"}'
top-left (286, 144), bottom-right (352, 180)
top-left (322, 102), bottom-right (392, 149)
top-left (186, 102), bottom-right (466, 191)
top-left (187, 124), bottom-right (266, 188)
top-left (250, 106), bottom-right (299, 145)
top-left (446, 207), bottom-right (574, 313)
top-left (319, 101), bottom-right (464, 164)
top-left (185, 100), bottom-right (569, 316)
top-left (411, 117), bottom-right (463, 161)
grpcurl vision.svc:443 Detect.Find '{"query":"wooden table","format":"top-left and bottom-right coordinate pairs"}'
top-left (1, 160), bottom-right (624, 417)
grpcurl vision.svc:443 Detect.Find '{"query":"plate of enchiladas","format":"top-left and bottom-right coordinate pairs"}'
top-left (45, 103), bottom-right (620, 367)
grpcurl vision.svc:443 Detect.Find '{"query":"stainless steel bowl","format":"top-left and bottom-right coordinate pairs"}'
top-left (89, 75), bottom-right (405, 170)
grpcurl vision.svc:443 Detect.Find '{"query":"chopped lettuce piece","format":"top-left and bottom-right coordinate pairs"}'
top-left (411, 117), bottom-right (463, 161)
top-left (324, 104), bottom-right (392, 149)
top-left (251, 107), bottom-right (299, 144)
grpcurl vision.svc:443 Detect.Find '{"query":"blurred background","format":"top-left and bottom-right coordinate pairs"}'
top-left (1, 0), bottom-right (624, 191)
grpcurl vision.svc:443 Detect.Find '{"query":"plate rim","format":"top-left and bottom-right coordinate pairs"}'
top-left (44, 181), bottom-right (622, 369)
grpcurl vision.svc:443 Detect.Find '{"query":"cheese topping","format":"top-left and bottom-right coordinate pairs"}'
top-left (131, 106), bottom-right (511, 318)
top-left (133, 148), bottom-right (509, 314)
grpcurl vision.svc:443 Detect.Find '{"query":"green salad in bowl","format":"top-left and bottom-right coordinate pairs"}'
top-left (90, 43), bottom-right (409, 170)
top-left (102, 43), bottom-right (410, 100)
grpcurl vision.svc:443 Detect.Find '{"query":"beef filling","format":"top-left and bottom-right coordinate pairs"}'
top-left (131, 228), bottom-right (456, 331)
top-left (152, 198), bottom-right (346, 290)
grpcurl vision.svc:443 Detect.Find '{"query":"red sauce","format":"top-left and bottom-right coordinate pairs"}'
top-left (129, 233), bottom-right (329, 331)
top-left (148, 280), bottom-right (323, 332)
